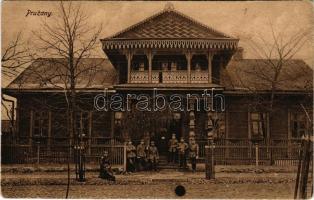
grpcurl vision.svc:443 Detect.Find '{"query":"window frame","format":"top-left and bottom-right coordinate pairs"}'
top-left (249, 112), bottom-right (268, 139)
top-left (290, 112), bottom-right (308, 139)
top-left (32, 110), bottom-right (49, 137)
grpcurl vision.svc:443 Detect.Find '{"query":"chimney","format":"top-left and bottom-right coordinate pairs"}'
top-left (233, 47), bottom-right (244, 60)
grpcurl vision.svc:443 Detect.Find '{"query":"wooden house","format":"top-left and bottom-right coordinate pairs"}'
top-left (3, 5), bottom-right (313, 165)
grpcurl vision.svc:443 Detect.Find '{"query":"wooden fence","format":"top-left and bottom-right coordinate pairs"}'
top-left (198, 138), bottom-right (302, 166)
top-left (2, 143), bottom-right (125, 166)
top-left (2, 138), bottom-right (302, 166)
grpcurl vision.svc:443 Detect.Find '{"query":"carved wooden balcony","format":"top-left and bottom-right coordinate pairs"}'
top-left (130, 70), bottom-right (209, 84)
top-left (130, 71), bottom-right (149, 83)
top-left (162, 71), bottom-right (188, 84)
top-left (152, 71), bottom-right (159, 84)
top-left (191, 70), bottom-right (209, 83)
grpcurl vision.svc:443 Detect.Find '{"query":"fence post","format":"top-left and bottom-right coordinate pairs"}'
top-left (123, 143), bottom-right (127, 172)
top-left (205, 144), bottom-right (215, 179)
top-left (255, 143), bottom-right (259, 168)
top-left (211, 143), bottom-right (215, 179)
top-left (294, 141), bottom-right (302, 199)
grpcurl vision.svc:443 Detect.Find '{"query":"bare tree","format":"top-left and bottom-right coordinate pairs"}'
top-left (245, 23), bottom-right (310, 110)
top-left (1, 32), bottom-right (34, 145)
top-left (31, 1), bottom-right (104, 197)
top-left (232, 23), bottom-right (312, 163)
top-left (1, 32), bottom-right (33, 78)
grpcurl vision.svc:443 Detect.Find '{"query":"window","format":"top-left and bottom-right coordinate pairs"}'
top-left (290, 112), bottom-right (307, 138)
top-left (52, 111), bottom-right (68, 138)
top-left (250, 112), bottom-right (267, 138)
top-left (33, 111), bottom-right (49, 137)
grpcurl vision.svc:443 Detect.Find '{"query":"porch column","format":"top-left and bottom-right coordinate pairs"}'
top-left (207, 52), bottom-right (213, 84)
top-left (147, 50), bottom-right (152, 83)
top-left (185, 51), bottom-right (192, 83)
top-left (189, 100), bottom-right (196, 141)
top-left (126, 50), bottom-right (133, 83)
top-left (218, 56), bottom-right (224, 84)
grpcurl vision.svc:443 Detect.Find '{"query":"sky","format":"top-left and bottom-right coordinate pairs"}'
top-left (2, 1), bottom-right (313, 86)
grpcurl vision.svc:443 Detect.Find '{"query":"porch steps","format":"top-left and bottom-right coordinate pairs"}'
top-left (158, 156), bottom-right (180, 169)
top-left (158, 163), bottom-right (179, 169)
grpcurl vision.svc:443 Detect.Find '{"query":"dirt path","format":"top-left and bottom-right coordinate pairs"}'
top-left (1, 183), bottom-right (295, 199)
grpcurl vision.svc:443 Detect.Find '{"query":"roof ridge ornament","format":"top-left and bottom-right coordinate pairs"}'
top-left (164, 2), bottom-right (175, 11)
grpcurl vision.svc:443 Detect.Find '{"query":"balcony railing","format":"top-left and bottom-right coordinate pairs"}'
top-left (191, 71), bottom-right (209, 83)
top-left (152, 71), bottom-right (159, 84)
top-left (130, 70), bottom-right (209, 84)
top-left (130, 71), bottom-right (148, 83)
top-left (163, 71), bottom-right (188, 84)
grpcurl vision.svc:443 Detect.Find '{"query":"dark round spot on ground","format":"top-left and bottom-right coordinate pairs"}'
top-left (175, 185), bottom-right (186, 196)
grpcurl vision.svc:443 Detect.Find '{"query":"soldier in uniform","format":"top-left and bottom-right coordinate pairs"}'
top-left (168, 134), bottom-right (178, 163)
top-left (99, 151), bottom-right (115, 181)
top-left (148, 141), bottom-right (159, 171)
top-left (126, 140), bottom-right (136, 173)
top-left (177, 138), bottom-right (188, 169)
top-left (136, 139), bottom-right (147, 171)
top-left (189, 138), bottom-right (199, 172)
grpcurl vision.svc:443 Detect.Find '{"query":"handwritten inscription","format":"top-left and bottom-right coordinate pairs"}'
top-left (25, 10), bottom-right (52, 17)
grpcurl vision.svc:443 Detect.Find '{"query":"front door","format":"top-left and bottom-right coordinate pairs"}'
top-left (155, 118), bottom-right (182, 156)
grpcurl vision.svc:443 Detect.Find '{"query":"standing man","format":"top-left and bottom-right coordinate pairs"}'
top-left (189, 138), bottom-right (199, 172)
top-left (148, 141), bottom-right (159, 171)
top-left (168, 134), bottom-right (178, 163)
top-left (136, 139), bottom-right (147, 171)
top-left (177, 138), bottom-right (188, 169)
top-left (126, 140), bottom-right (136, 173)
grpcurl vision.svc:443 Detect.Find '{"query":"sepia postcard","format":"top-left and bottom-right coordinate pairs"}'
top-left (1, 0), bottom-right (313, 199)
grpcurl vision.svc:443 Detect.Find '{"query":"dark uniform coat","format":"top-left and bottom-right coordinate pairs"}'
top-left (148, 145), bottom-right (159, 161)
top-left (168, 138), bottom-right (178, 152)
top-left (137, 144), bottom-right (146, 158)
top-left (177, 141), bottom-right (188, 155)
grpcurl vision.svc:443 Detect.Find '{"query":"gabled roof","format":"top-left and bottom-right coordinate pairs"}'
top-left (222, 59), bottom-right (313, 92)
top-left (5, 58), bottom-right (117, 91)
top-left (108, 8), bottom-right (233, 40)
top-left (101, 6), bottom-right (238, 50)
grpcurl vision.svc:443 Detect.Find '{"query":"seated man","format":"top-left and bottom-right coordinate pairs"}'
top-left (99, 151), bottom-right (115, 181)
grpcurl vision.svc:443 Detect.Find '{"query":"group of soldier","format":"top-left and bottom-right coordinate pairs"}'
top-left (126, 133), bottom-right (199, 173)
top-left (126, 140), bottom-right (159, 172)
top-left (98, 133), bottom-right (200, 181)
top-left (168, 134), bottom-right (199, 172)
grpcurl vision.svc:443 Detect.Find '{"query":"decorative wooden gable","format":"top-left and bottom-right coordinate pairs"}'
top-left (101, 5), bottom-right (238, 50)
